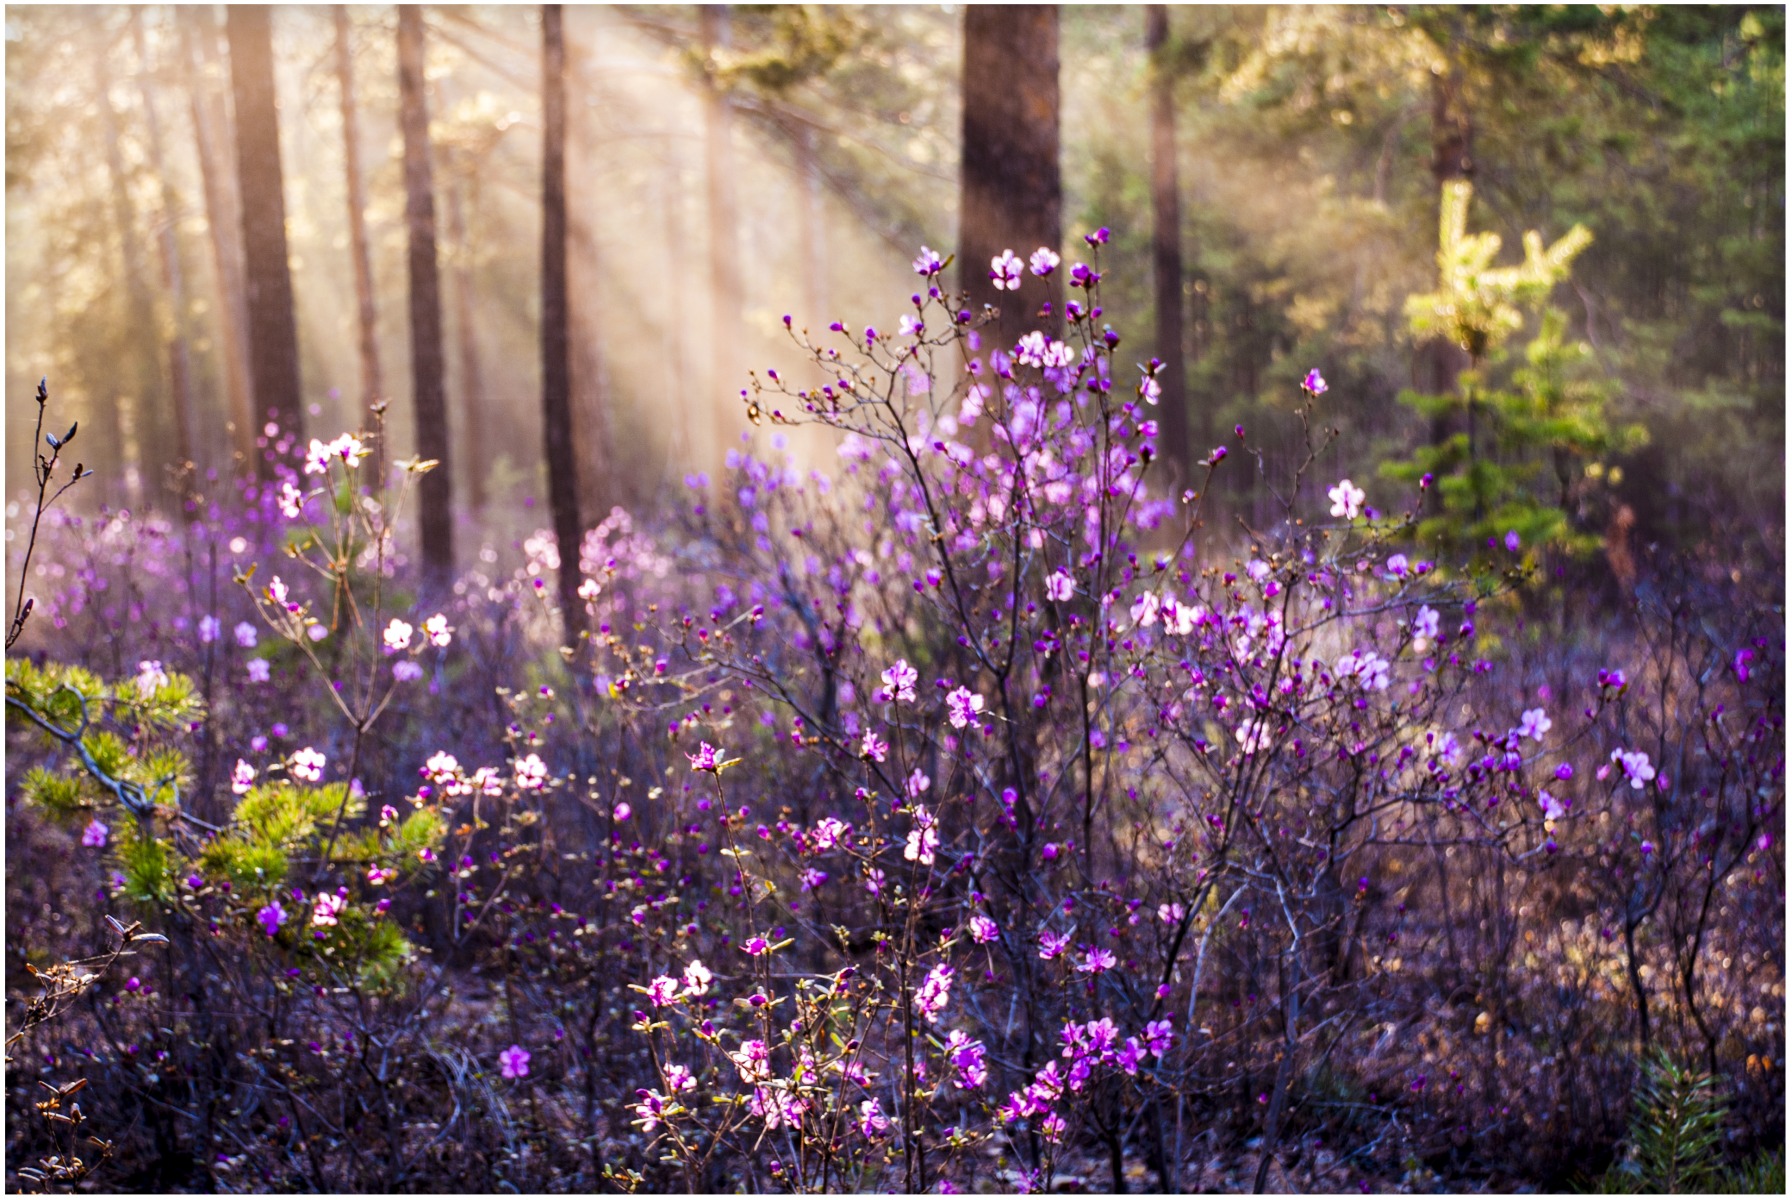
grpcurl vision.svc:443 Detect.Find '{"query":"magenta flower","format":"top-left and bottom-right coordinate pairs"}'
top-left (257, 901), bottom-right (286, 937)
top-left (498, 1044), bottom-right (531, 1079)
top-left (686, 742), bottom-right (726, 773)
top-left (81, 818), bottom-right (109, 848)
top-left (1302, 368), bottom-right (1328, 395)
top-left (1078, 947), bottom-right (1117, 974)
top-left (879, 659), bottom-right (918, 704)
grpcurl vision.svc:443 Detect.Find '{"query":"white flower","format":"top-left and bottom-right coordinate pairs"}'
top-left (1028, 247), bottom-right (1060, 277)
top-left (289, 746), bottom-right (327, 782)
top-left (1328, 478), bottom-right (1366, 520)
top-left (231, 759), bottom-right (257, 795)
top-left (1045, 569), bottom-right (1074, 602)
top-left (382, 618), bottom-right (414, 654)
top-left (311, 891), bottom-right (346, 927)
top-left (417, 616), bottom-right (448, 651)
top-left (515, 753), bottom-right (549, 790)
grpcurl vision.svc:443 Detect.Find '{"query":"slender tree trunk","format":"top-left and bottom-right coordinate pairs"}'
top-left (700, 4), bottom-right (741, 473)
top-left (540, 4), bottom-right (586, 640)
top-left (1146, 5), bottom-right (1189, 481)
top-left (94, 51), bottom-right (150, 508)
top-left (398, 5), bottom-right (454, 581)
top-left (335, 5), bottom-right (386, 478)
top-left (565, 25), bottom-right (615, 527)
top-left (443, 170), bottom-right (489, 513)
top-left (959, 6), bottom-right (1061, 354)
top-left (226, 5), bottom-right (305, 470)
top-left (181, 8), bottom-right (256, 474)
top-left (796, 123), bottom-right (827, 326)
top-left (131, 11), bottom-right (200, 516)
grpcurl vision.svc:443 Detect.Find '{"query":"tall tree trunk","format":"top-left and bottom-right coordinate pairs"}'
top-left (699, 4), bottom-right (741, 474)
top-left (1146, 5), bottom-right (1190, 481)
top-left (335, 5), bottom-right (386, 477)
top-left (796, 122), bottom-right (827, 326)
top-left (94, 49), bottom-right (150, 509)
top-left (959, 6), bottom-right (1061, 354)
top-left (540, 4), bottom-right (586, 640)
top-left (130, 10), bottom-right (200, 517)
top-left (443, 169), bottom-right (489, 513)
top-left (398, 5), bottom-right (453, 580)
top-left (226, 5), bottom-right (305, 472)
top-left (565, 24), bottom-right (615, 527)
top-left (181, 8), bottom-right (256, 475)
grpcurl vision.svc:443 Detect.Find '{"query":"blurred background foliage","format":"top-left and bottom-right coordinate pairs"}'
top-left (4, 4), bottom-right (1782, 570)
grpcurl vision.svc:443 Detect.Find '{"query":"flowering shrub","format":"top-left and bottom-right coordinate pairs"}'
top-left (6, 240), bottom-right (1781, 1192)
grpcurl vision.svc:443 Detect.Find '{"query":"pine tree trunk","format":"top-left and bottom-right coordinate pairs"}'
top-left (335, 5), bottom-right (385, 478)
top-left (565, 24), bottom-right (614, 528)
top-left (1146, 5), bottom-right (1190, 481)
top-left (700, 4), bottom-right (741, 473)
top-left (181, 8), bottom-right (256, 475)
top-left (131, 11), bottom-right (200, 517)
top-left (540, 4), bottom-right (586, 640)
top-left (959, 5), bottom-right (1061, 354)
top-left (226, 5), bottom-right (305, 470)
top-left (398, 5), bottom-right (454, 581)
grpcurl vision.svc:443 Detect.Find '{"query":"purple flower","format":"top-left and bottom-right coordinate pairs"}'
top-left (1505, 530), bottom-right (1522, 552)
top-left (989, 249), bottom-right (1024, 292)
top-left (81, 819), bottom-right (109, 848)
top-left (498, 1044), bottom-right (531, 1079)
top-left (880, 659), bottom-right (918, 704)
top-left (1302, 368), bottom-right (1328, 395)
top-left (257, 901), bottom-right (286, 937)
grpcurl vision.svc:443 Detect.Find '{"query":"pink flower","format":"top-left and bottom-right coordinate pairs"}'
top-left (1143, 1018), bottom-right (1173, 1056)
top-left (366, 865), bottom-right (396, 887)
top-left (906, 768), bottom-right (931, 798)
top-left (646, 975), bottom-right (679, 1006)
top-left (422, 613), bottom-right (452, 647)
top-left (1028, 247), bottom-right (1060, 277)
top-left (634, 1089), bottom-right (667, 1131)
top-left (915, 963), bottom-right (953, 1022)
top-left (82, 819), bottom-right (109, 848)
top-left (1539, 790), bottom-right (1570, 822)
top-left (967, 914), bottom-right (999, 944)
top-left (905, 806), bottom-right (938, 865)
top-left (257, 901), bottom-right (286, 937)
top-left (990, 249), bottom-right (1024, 291)
top-left (859, 1098), bottom-right (889, 1137)
top-left (1038, 930), bottom-right (1069, 960)
top-left (231, 759), bottom-right (257, 795)
top-left (859, 730), bottom-right (888, 762)
top-left (498, 1044), bottom-right (531, 1079)
top-left (665, 1063), bottom-right (696, 1092)
top-left (681, 959), bottom-right (713, 996)
top-left (233, 621), bottom-right (259, 648)
top-left (880, 659), bottom-right (918, 704)
top-left (912, 246), bottom-right (944, 277)
top-left (134, 659), bottom-right (168, 698)
top-left (1079, 947), bottom-right (1117, 974)
top-left (946, 687), bottom-right (985, 729)
top-left (1611, 749), bottom-right (1655, 790)
top-left (311, 892), bottom-right (345, 927)
top-left (1518, 708), bottom-right (1553, 742)
top-left (1302, 368), bottom-right (1328, 395)
top-left (1045, 569), bottom-right (1074, 602)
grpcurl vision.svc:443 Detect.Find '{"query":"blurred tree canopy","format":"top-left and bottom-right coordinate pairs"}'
top-left (5, 4), bottom-right (1781, 568)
